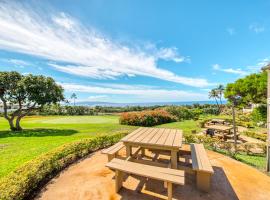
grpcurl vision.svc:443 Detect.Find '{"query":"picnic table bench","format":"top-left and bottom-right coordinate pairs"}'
top-left (101, 142), bottom-right (125, 161)
top-left (106, 158), bottom-right (185, 200)
top-left (191, 143), bottom-right (214, 192)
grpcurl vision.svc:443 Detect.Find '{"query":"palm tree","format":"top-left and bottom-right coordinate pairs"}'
top-left (216, 84), bottom-right (225, 105)
top-left (209, 89), bottom-right (220, 111)
top-left (70, 93), bottom-right (77, 106)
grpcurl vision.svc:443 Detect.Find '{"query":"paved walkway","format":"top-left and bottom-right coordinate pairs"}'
top-left (36, 147), bottom-right (270, 200)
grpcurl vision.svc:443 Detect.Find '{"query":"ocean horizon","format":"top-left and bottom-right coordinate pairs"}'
top-left (73, 100), bottom-right (225, 107)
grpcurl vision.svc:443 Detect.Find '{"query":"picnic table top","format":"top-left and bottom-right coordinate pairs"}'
top-left (121, 127), bottom-right (183, 150)
top-left (210, 119), bottom-right (225, 122)
top-left (205, 124), bottom-right (233, 131)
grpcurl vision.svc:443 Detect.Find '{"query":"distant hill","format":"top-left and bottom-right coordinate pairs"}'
top-left (71, 100), bottom-right (221, 107)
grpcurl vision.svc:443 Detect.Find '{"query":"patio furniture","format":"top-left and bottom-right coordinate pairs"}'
top-left (101, 142), bottom-right (125, 161)
top-left (206, 128), bottom-right (215, 137)
top-left (191, 143), bottom-right (214, 192)
top-left (211, 119), bottom-right (225, 124)
top-left (121, 127), bottom-right (183, 169)
top-left (205, 124), bottom-right (234, 140)
top-left (106, 158), bottom-right (185, 200)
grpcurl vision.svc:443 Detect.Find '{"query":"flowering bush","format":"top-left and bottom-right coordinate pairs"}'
top-left (119, 110), bottom-right (177, 126)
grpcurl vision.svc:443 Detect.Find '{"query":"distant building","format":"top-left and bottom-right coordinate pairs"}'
top-left (242, 103), bottom-right (259, 113)
top-left (0, 102), bottom-right (26, 113)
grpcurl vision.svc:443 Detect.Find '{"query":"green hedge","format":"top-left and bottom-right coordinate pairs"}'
top-left (243, 131), bottom-right (267, 142)
top-left (0, 133), bottom-right (126, 200)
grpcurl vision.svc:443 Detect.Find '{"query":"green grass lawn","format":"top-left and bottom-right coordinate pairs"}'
top-left (0, 115), bottom-right (136, 179)
top-left (0, 116), bottom-right (198, 179)
top-left (0, 115), bottom-right (268, 179)
top-left (157, 120), bottom-right (201, 134)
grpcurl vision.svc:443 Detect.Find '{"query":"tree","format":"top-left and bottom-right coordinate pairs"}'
top-left (209, 89), bottom-right (220, 111)
top-left (0, 71), bottom-right (64, 131)
top-left (216, 84), bottom-right (225, 105)
top-left (70, 93), bottom-right (77, 106)
top-left (224, 71), bottom-right (267, 106)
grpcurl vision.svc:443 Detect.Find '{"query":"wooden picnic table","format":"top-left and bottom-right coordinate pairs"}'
top-left (121, 127), bottom-right (183, 169)
top-left (205, 124), bottom-right (233, 132)
top-left (209, 118), bottom-right (225, 125)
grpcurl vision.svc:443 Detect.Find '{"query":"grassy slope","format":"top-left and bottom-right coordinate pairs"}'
top-left (0, 115), bottom-right (136, 178)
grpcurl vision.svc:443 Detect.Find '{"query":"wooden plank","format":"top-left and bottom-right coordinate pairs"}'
top-left (106, 158), bottom-right (185, 185)
top-left (190, 143), bottom-right (213, 174)
top-left (125, 128), bottom-right (148, 142)
top-left (102, 142), bottom-right (124, 154)
top-left (197, 144), bottom-right (213, 173)
top-left (113, 158), bottom-right (184, 177)
top-left (140, 128), bottom-right (158, 144)
top-left (164, 129), bottom-right (176, 146)
top-left (148, 128), bottom-right (165, 144)
top-left (191, 144), bottom-right (200, 170)
top-left (172, 130), bottom-right (183, 148)
top-left (134, 128), bottom-right (154, 143)
top-left (121, 127), bottom-right (144, 141)
top-left (155, 128), bottom-right (170, 145)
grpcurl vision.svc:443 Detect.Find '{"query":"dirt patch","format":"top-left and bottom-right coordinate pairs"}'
top-left (36, 147), bottom-right (270, 200)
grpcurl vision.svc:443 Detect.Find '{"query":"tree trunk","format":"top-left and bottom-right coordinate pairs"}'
top-left (232, 103), bottom-right (237, 153)
top-left (15, 117), bottom-right (22, 131)
top-left (215, 98), bottom-right (220, 113)
top-left (7, 118), bottom-right (16, 131)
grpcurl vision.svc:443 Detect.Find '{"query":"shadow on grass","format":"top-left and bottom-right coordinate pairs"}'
top-left (0, 128), bottom-right (78, 138)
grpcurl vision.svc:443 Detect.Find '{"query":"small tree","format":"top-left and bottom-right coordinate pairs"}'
top-left (224, 85), bottom-right (243, 153)
top-left (209, 89), bottom-right (220, 112)
top-left (70, 93), bottom-right (77, 106)
top-left (0, 71), bottom-right (64, 131)
top-left (216, 84), bottom-right (225, 107)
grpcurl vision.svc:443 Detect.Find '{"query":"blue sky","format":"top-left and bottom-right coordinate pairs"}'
top-left (0, 0), bottom-right (270, 103)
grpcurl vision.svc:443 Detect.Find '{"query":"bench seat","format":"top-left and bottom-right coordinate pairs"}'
top-left (106, 158), bottom-right (185, 200)
top-left (101, 142), bottom-right (125, 161)
top-left (191, 143), bottom-right (214, 192)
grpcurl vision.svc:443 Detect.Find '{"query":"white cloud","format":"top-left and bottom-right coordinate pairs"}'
top-left (52, 12), bottom-right (75, 30)
top-left (249, 23), bottom-right (265, 33)
top-left (157, 47), bottom-right (185, 63)
top-left (60, 82), bottom-right (208, 102)
top-left (1, 58), bottom-right (31, 68)
top-left (212, 64), bottom-right (247, 76)
top-left (0, 1), bottom-right (211, 88)
top-left (226, 28), bottom-right (235, 35)
top-left (87, 95), bottom-right (108, 101)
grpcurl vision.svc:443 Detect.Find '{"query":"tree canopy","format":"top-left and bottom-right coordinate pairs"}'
top-left (224, 71), bottom-right (267, 106)
top-left (0, 71), bottom-right (64, 131)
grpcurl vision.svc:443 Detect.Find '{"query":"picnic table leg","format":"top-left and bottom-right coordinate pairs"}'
top-left (141, 147), bottom-right (145, 157)
top-left (196, 171), bottom-right (211, 192)
top-left (167, 182), bottom-right (173, 200)
top-left (126, 145), bottom-right (132, 157)
top-left (171, 150), bottom-right (178, 169)
top-left (115, 170), bottom-right (123, 192)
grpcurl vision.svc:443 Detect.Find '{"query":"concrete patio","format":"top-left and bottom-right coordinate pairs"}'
top-left (36, 146), bottom-right (270, 200)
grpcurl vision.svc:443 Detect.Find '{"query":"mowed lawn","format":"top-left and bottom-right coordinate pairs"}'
top-left (0, 115), bottom-right (136, 179)
top-left (0, 116), bottom-right (198, 179)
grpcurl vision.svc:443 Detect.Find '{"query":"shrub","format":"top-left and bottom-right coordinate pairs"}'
top-left (0, 132), bottom-right (126, 200)
top-left (257, 143), bottom-right (267, 154)
top-left (184, 133), bottom-right (197, 143)
top-left (198, 119), bottom-right (209, 128)
top-left (242, 143), bottom-right (255, 155)
top-left (119, 110), bottom-right (176, 126)
top-left (243, 131), bottom-right (267, 142)
top-left (166, 106), bottom-right (201, 121)
top-left (202, 107), bottom-right (220, 115)
top-left (251, 105), bottom-right (267, 127)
